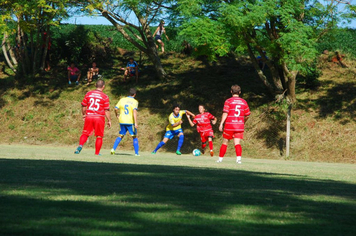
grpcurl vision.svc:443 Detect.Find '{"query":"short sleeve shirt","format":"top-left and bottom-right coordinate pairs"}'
top-left (81, 90), bottom-right (110, 117)
top-left (193, 112), bottom-right (215, 133)
top-left (166, 110), bottom-right (186, 131)
top-left (115, 96), bottom-right (138, 125)
top-left (68, 66), bottom-right (79, 75)
top-left (223, 97), bottom-right (250, 132)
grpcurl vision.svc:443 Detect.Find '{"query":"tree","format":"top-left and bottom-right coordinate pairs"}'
top-left (87, 0), bottom-right (174, 80)
top-left (178, 0), bottom-right (351, 104)
top-left (0, 0), bottom-right (72, 77)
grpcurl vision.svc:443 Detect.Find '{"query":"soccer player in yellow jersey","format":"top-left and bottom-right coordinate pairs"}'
top-left (111, 88), bottom-right (139, 156)
top-left (152, 104), bottom-right (195, 155)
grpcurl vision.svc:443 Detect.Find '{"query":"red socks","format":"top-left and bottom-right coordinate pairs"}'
top-left (209, 141), bottom-right (213, 151)
top-left (79, 135), bottom-right (88, 146)
top-left (202, 143), bottom-right (207, 150)
top-left (235, 144), bottom-right (242, 157)
top-left (219, 144), bottom-right (227, 157)
top-left (95, 137), bottom-right (103, 155)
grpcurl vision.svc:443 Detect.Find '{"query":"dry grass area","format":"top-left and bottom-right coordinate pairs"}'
top-left (0, 53), bottom-right (355, 163)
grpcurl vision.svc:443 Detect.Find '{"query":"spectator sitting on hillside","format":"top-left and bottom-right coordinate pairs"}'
top-left (124, 57), bottom-right (139, 83)
top-left (68, 62), bottom-right (81, 85)
top-left (86, 62), bottom-right (99, 85)
top-left (331, 51), bottom-right (348, 68)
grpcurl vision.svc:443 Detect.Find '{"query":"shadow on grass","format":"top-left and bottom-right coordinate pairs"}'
top-left (0, 159), bottom-right (355, 235)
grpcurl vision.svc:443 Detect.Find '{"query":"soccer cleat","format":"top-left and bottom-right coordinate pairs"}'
top-left (216, 160), bottom-right (222, 163)
top-left (176, 151), bottom-right (182, 155)
top-left (95, 153), bottom-right (102, 156)
top-left (75, 81), bottom-right (79, 85)
top-left (237, 160), bottom-right (242, 164)
top-left (110, 149), bottom-right (115, 155)
top-left (74, 146), bottom-right (82, 154)
top-left (210, 150), bottom-right (214, 157)
top-left (151, 151), bottom-right (156, 154)
top-left (68, 81), bottom-right (72, 85)
top-left (201, 149), bottom-right (205, 154)
top-left (236, 156), bottom-right (242, 164)
top-left (135, 154), bottom-right (140, 156)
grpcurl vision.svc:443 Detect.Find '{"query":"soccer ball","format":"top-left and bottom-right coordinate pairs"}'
top-left (192, 149), bottom-right (201, 156)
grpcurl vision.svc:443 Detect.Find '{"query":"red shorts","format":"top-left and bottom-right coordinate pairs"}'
top-left (223, 131), bottom-right (244, 140)
top-left (199, 130), bottom-right (214, 143)
top-left (82, 116), bottom-right (105, 137)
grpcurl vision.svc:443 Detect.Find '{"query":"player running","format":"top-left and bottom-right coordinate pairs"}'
top-left (74, 79), bottom-right (111, 155)
top-left (111, 88), bottom-right (139, 156)
top-left (217, 85), bottom-right (250, 164)
top-left (152, 104), bottom-right (195, 155)
top-left (187, 105), bottom-right (217, 156)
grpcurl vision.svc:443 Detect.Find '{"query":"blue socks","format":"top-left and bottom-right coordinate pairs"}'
top-left (154, 141), bottom-right (166, 152)
top-left (177, 135), bottom-right (184, 151)
top-left (112, 137), bottom-right (122, 150)
top-left (133, 138), bottom-right (139, 155)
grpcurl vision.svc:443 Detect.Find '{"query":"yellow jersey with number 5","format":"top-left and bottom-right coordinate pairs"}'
top-left (115, 96), bottom-right (138, 125)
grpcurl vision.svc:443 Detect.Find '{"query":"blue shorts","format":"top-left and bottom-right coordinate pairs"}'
top-left (119, 124), bottom-right (136, 136)
top-left (155, 35), bottom-right (162, 41)
top-left (164, 129), bottom-right (183, 139)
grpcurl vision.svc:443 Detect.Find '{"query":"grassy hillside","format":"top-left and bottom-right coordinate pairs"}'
top-left (0, 52), bottom-right (355, 163)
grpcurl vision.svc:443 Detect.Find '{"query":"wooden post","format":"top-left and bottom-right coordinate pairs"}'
top-left (286, 104), bottom-right (292, 157)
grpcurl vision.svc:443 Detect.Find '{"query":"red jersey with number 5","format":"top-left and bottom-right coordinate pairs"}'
top-left (81, 90), bottom-right (110, 117)
top-left (223, 96), bottom-right (250, 132)
top-left (193, 112), bottom-right (215, 133)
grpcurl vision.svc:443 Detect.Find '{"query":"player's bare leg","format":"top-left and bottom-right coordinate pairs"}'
top-left (234, 138), bottom-right (242, 164)
top-left (217, 138), bottom-right (229, 163)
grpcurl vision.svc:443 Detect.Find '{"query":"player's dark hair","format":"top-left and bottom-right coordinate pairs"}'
top-left (231, 85), bottom-right (241, 95)
top-left (172, 104), bottom-right (180, 110)
top-left (96, 79), bottom-right (105, 88)
top-left (129, 88), bottom-right (137, 96)
top-left (198, 104), bottom-right (205, 109)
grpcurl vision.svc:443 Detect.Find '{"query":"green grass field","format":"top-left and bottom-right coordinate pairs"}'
top-left (0, 144), bottom-right (355, 236)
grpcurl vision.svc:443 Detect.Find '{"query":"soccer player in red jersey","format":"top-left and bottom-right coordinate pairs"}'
top-left (74, 79), bottom-right (112, 155)
top-left (187, 105), bottom-right (217, 156)
top-left (217, 85), bottom-right (250, 164)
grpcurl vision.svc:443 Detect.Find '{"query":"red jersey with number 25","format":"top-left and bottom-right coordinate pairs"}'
top-left (223, 96), bottom-right (250, 132)
top-left (193, 112), bottom-right (215, 133)
top-left (81, 90), bottom-right (110, 117)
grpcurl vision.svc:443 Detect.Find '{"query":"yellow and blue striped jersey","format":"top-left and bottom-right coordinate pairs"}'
top-left (166, 110), bottom-right (186, 131)
top-left (115, 96), bottom-right (138, 124)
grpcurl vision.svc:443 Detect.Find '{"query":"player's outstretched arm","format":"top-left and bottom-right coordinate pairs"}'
top-left (245, 115), bottom-right (250, 123)
top-left (185, 110), bottom-right (195, 118)
top-left (219, 113), bottom-right (228, 132)
top-left (186, 115), bottom-right (195, 127)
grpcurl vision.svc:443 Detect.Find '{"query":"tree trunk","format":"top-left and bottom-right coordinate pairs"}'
top-left (6, 35), bottom-right (17, 66)
top-left (286, 71), bottom-right (297, 104)
top-left (100, 10), bottom-right (166, 80)
top-left (246, 43), bottom-right (275, 94)
top-left (2, 33), bottom-right (16, 72)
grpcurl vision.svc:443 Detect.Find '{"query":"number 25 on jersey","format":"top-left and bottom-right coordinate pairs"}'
top-left (89, 98), bottom-right (100, 111)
